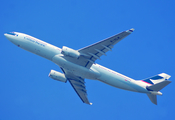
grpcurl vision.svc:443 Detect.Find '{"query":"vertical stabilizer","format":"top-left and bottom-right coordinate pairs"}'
top-left (142, 73), bottom-right (171, 85)
top-left (143, 73), bottom-right (171, 105)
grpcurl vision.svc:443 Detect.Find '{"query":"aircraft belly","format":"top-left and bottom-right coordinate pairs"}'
top-left (52, 55), bottom-right (100, 79)
top-left (92, 64), bottom-right (148, 93)
top-left (98, 76), bottom-right (138, 92)
top-left (21, 39), bottom-right (61, 61)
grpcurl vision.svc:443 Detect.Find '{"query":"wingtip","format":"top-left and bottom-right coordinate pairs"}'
top-left (130, 28), bottom-right (135, 32)
top-left (126, 28), bottom-right (135, 33)
top-left (90, 103), bottom-right (93, 105)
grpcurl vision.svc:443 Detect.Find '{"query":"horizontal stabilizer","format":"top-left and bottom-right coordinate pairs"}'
top-left (147, 80), bottom-right (171, 91)
top-left (147, 94), bottom-right (157, 105)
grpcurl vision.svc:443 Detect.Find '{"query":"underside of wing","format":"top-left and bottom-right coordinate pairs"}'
top-left (64, 71), bottom-right (92, 105)
top-left (59, 28), bottom-right (134, 69)
top-left (69, 78), bottom-right (92, 105)
top-left (78, 28), bottom-right (134, 68)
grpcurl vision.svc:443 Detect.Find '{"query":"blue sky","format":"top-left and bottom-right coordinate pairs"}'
top-left (1, 0), bottom-right (175, 120)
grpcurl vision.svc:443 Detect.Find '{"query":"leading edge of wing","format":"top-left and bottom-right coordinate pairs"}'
top-left (78, 28), bottom-right (134, 51)
top-left (68, 77), bottom-right (92, 105)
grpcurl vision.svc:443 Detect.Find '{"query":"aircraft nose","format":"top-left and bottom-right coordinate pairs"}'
top-left (4, 32), bottom-right (18, 41)
top-left (4, 33), bottom-right (11, 40)
top-left (4, 32), bottom-right (18, 45)
top-left (4, 33), bottom-right (8, 38)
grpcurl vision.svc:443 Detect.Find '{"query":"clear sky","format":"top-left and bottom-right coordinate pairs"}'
top-left (1, 0), bottom-right (175, 120)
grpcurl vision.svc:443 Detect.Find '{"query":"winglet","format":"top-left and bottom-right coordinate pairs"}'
top-left (126, 28), bottom-right (135, 33)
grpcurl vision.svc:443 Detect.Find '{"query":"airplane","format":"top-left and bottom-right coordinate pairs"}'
top-left (4, 28), bottom-right (171, 105)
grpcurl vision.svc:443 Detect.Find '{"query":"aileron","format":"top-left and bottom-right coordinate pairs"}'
top-left (78, 29), bottom-right (133, 68)
top-left (68, 77), bottom-right (91, 105)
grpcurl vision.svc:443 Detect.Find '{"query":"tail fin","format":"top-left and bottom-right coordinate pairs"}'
top-left (143, 73), bottom-right (171, 105)
top-left (142, 73), bottom-right (171, 85)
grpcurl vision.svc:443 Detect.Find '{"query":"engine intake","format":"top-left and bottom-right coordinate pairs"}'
top-left (48, 70), bottom-right (67, 83)
top-left (61, 46), bottom-right (80, 59)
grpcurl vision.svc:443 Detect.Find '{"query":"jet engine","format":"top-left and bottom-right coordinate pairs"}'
top-left (61, 46), bottom-right (80, 59)
top-left (48, 70), bottom-right (67, 83)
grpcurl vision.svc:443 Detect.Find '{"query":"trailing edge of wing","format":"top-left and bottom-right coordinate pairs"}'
top-left (78, 28), bottom-right (134, 68)
top-left (68, 78), bottom-right (92, 105)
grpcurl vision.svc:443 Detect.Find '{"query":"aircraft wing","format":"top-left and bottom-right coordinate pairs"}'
top-left (78, 28), bottom-right (134, 68)
top-left (64, 71), bottom-right (92, 105)
top-left (61, 28), bottom-right (134, 68)
top-left (69, 78), bottom-right (92, 105)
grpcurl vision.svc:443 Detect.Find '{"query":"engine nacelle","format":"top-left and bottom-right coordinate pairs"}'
top-left (61, 46), bottom-right (80, 59)
top-left (48, 70), bottom-right (67, 83)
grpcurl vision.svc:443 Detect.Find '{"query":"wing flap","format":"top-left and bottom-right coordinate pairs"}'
top-left (59, 29), bottom-right (134, 69)
top-left (78, 28), bottom-right (134, 68)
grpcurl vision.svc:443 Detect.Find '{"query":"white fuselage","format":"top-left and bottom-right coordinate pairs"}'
top-left (5, 32), bottom-right (152, 94)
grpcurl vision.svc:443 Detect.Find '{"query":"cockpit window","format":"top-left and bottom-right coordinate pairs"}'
top-left (7, 32), bottom-right (18, 36)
